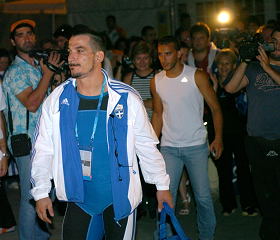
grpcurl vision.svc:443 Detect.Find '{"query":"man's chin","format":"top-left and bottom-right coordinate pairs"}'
top-left (71, 72), bottom-right (82, 78)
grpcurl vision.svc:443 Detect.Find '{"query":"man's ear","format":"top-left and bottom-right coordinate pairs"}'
top-left (177, 49), bottom-right (183, 59)
top-left (11, 39), bottom-right (16, 47)
top-left (95, 51), bottom-right (105, 63)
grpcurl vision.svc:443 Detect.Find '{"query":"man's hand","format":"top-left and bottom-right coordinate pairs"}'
top-left (0, 156), bottom-right (8, 177)
top-left (256, 46), bottom-right (271, 72)
top-left (36, 197), bottom-right (54, 224)
top-left (209, 137), bottom-right (223, 160)
top-left (156, 190), bottom-right (173, 211)
top-left (40, 51), bottom-right (62, 75)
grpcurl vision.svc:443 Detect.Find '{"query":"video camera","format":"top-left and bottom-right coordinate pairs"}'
top-left (238, 33), bottom-right (275, 61)
top-left (213, 28), bottom-right (239, 49)
top-left (29, 49), bottom-right (69, 74)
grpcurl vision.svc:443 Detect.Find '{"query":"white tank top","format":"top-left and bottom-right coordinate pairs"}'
top-left (155, 64), bottom-right (207, 147)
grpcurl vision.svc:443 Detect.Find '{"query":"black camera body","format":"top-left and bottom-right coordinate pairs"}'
top-left (239, 33), bottom-right (275, 61)
top-left (29, 49), bottom-right (69, 73)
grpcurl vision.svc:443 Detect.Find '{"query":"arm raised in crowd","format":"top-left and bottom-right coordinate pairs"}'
top-left (16, 52), bottom-right (61, 113)
top-left (224, 62), bottom-right (249, 93)
top-left (257, 46), bottom-right (280, 85)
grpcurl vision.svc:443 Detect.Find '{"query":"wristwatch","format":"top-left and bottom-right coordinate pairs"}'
top-left (2, 152), bottom-right (9, 158)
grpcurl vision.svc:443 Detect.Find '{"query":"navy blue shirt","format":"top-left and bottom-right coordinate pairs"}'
top-left (76, 92), bottom-right (113, 215)
top-left (245, 62), bottom-right (280, 139)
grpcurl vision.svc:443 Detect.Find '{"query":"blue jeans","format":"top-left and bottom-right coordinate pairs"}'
top-left (161, 143), bottom-right (216, 240)
top-left (16, 154), bottom-right (49, 240)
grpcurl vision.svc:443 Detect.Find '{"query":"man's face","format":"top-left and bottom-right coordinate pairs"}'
top-left (191, 31), bottom-right (209, 53)
top-left (11, 26), bottom-right (36, 54)
top-left (55, 36), bottom-right (68, 50)
top-left (68, 35), bottom-right (99, 79)
top-left (143, 29), bottom-right (157, 43)
top-left (217, 55), bottom-right (236, 79)
top-left (180, 31), bottom-right (191, 48)
top-left (179, 47), bottom-right (189, 64)
top-left (158, 42), bottom-right (180, 71)
top-left (270, 31), bottom-right (280, 61)
top-left (106, 18), bottom-right (115, 30)
top-left (0, 57), bottom-right (10, 71)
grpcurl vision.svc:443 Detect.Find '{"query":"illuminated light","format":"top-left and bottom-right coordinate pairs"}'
top-left (217, 11), bottom-right (231, 24)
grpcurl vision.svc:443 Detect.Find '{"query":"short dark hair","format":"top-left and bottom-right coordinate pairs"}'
top-left (190, 22), bottom-right (211, 39)
top-left (158, 35), bottom-right (181, 50)
top-left (141, 26), bottom-right (155, 37)
top-left (106, 15), bottom-right (116, 23)
top-left (71, 30), bottom-right (105, 53)
top-left (53, 24), bottom-right (73, 39)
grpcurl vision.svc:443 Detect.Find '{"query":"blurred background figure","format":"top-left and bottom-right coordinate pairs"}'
top-left (123, 41), bottom-right (155, 119)
top-left (40, 38), bottom-right (58, 50)
top-left (210, 48), bottom-right (258, 216)
top-left (53, 24), bottom-right (73, 50)
top-left (141, 26), bottom-right (157, 46)
top-left (0, 80), bottom-right (16, 235)
top-left (105, 15), bottom-right (127, 46)
top-left (123, 41), bottom-right (158, 219)
top-left (0, 49), bottom-right (11, 82)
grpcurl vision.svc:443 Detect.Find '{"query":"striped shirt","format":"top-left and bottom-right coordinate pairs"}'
top-left (131, 70), bottom-right (154, 119)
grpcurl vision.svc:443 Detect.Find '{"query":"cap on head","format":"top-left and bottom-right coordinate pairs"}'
top-left (53, 24), bottom-right (73, 40)
top-left (10, 19), bottom-right (36, 38)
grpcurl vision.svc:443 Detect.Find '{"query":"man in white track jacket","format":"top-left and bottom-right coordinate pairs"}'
top-left (31, 29), bottom-right (172, 240)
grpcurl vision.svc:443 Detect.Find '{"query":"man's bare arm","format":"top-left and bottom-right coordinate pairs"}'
top-left (224, 62), bottom-right (249, 93)
top-left (195, 70), bottom-right (223, 159)
top-left (16, 52), bottom-right (60, 112)
top-left (150, 77), bottom-right (163, 138)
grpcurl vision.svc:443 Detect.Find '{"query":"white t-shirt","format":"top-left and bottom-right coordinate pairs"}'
top-left (155, 64), bottom-right (207, 147)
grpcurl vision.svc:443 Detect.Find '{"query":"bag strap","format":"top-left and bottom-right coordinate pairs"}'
top-left (7, 93), bottom-right (14, 135)
top-left (159, 202), bottom-right (191, 240)
top-left (6, 93), bottom-right (29, 135)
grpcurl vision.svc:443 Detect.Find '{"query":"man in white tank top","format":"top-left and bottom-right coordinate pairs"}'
top-left (151, 36), bottom-right (223, 240)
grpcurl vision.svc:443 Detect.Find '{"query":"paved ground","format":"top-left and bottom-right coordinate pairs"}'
top-left (1, 186), bottom-right (261, 240)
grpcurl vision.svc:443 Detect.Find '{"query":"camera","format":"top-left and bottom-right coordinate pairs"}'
top-left (214, 28), bottom-right (239, 49)
top-left (238, 33), bottom-right (275, 61)
top-left (121, 56), bottom-right (132, 67)
top-left (29, 49), bottom-right (69, 74)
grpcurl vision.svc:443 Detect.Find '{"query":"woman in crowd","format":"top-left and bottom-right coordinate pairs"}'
top-left (123, 41), bottom-right (157, 218)
top-left (123, 41), bottom-right (156, 119)
top-left (210, 49), bottom-right (258, 216)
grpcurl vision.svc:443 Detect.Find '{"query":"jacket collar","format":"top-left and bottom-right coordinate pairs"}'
top-left (63, 69), bottom-right (121, 115)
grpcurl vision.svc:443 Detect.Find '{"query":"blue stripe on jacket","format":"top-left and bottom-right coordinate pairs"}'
top-left (108, 92), bottom-right (132, 220)
top-left (59, 82), bottom-right (84, 202)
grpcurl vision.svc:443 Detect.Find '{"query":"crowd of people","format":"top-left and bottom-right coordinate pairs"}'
top-left (0, 13), bottom-right (279, 240)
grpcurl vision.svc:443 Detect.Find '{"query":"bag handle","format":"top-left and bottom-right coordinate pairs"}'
top-left (159, 202), bottom-right (191, 240)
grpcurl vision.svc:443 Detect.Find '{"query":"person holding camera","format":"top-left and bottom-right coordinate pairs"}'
top-left (224, 26), bottom-right (280, 240)
top-left (3, 19), bottom-right (61, 240)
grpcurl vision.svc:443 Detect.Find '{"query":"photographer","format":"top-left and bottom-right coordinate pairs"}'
top-left (3, 19), bottom-right (60, 240)
top-left (224, 26), bottom-right (280, 240)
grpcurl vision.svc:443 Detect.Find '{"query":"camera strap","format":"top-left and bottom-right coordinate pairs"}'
top-left (7, 93), bottom-right (29, 136)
